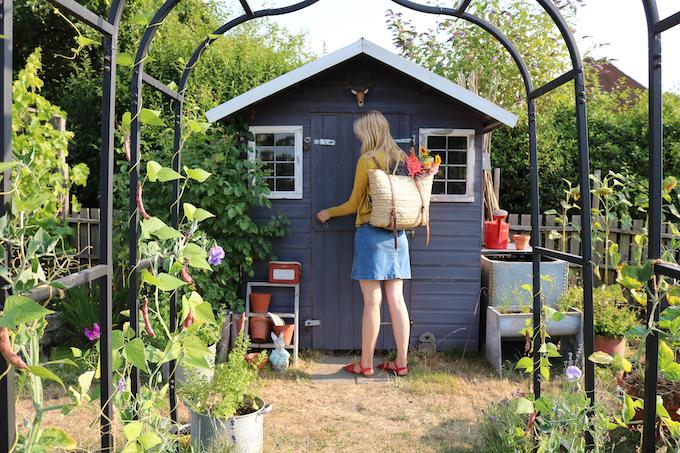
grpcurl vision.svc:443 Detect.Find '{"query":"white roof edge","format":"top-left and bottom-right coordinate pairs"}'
top-left (206, 38), bottom-right (518, 128)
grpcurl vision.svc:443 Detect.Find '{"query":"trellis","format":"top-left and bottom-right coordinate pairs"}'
top-left (0, 0), bottom-right (678, 452)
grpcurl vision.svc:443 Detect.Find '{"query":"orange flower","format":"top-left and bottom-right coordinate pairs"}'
top-left (434, 154), bottom-right (442, 166)
top-left (407, 150), bottom-right (422, 177)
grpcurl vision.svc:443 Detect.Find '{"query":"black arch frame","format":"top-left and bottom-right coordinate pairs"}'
top-left (0, 0), bottom-right (677, 451)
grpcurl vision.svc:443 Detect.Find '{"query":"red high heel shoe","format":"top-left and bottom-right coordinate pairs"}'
top-left (378, 361), bottom-right (409, 376)
top-left (343, 362), bottom-right (374, 377)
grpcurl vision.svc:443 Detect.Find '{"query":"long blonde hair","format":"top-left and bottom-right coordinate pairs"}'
top-left (353, 111), bottom-right (403, 171)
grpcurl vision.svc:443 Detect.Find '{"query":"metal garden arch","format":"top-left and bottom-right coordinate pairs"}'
top-left (0, 0), bottom-right (677, 451)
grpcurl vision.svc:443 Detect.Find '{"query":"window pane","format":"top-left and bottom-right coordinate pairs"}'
top-left (256, 133), bottom-right (274, 147)
top-left (427, 135), bottom-right (446, 149)
top-left (433, 181), bottom-right (445, 194)
top-left (447, 136), bottom-right (467, 149)
top-left (431, 150), bottom-right (447, 165)
top-left (434, 166), bottom-right (446, 179)
top-left (449, 151), bottom-right (466, 165)
top-left (447, 181), bottom-right (466, 194)
top-left (275, 147), bottom-right (295, 162)
top-left (275, 133), bottom-right (295, 146)
top-left (275, 178), bottom-right (295, 192)
top-left (449, 166), bottom-right (467, 180)
top-left (262, 162), bottom-right (274, 175)
top-left (264, 177), bottom-right (274, 191)
top-left (257, 147), bottom-right (274, 161)
top-left (276, 163), bottom-right (295, 177)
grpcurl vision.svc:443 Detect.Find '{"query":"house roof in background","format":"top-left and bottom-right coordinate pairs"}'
top-left (206, 38), bottom-right (518, 128)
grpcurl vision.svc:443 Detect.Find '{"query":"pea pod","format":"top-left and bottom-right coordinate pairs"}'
top-left (142, 296), bottom-right (155, 338)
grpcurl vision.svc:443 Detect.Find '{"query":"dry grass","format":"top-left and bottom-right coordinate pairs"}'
top-left (15, 351), bottom-right (520, 452)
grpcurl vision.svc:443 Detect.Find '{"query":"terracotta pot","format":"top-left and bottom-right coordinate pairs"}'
top-left (272, 324), bottom-right (295, 346)
top-left (249, 316), bottom-right (271, 343)
top-left (250, 293), bottom-right (271, 313)
top-left (512, 234), bottom-right (531, 250)
top-left (244, 352), bottom-right (269, 369)
top-left (594, 335), bottom-right (626, 356)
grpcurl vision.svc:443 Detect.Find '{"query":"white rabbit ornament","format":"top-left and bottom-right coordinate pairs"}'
top-left (269, 331), bottom-right (290, 372)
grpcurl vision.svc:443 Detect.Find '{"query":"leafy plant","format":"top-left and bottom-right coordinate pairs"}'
top-left (559, 284), bottom-right (638, 338)
top-left (180, 331), bottom-right (266, 418)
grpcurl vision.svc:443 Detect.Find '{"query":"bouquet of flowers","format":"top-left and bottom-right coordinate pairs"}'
top-left (406, 146), bottom-right (441, 177)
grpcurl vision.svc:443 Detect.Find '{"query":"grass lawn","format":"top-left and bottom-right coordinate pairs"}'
top-left (15, 351), bottom-right (524, 452)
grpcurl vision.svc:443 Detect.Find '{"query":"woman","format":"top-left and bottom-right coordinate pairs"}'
top-left (316, 111), bottom-right (410, 377)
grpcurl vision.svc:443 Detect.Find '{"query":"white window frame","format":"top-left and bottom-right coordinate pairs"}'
top-left (419, 128), bottom-right (476, 203)
top-left (248, 126), bottom-right (304, 200)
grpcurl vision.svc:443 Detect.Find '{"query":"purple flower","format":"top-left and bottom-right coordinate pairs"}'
top-left (208, 245), bottom-right (225, 266)
top-left (566, 365), bottom-right (582, 382)
top-left (84, 323), bottom-right (100, 341)
top-left (117, 377), bottom-right (125, 393)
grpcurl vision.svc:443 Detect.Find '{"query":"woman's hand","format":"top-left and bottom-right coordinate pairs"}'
top-left (316, 209), bottom-right (331, 224)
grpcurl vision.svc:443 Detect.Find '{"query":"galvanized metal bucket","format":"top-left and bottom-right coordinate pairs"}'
top-left (189, 398), bottom-right (272, 453)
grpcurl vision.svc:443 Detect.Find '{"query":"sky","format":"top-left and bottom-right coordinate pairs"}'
top-left (235, 0), bottom-right (680, 93)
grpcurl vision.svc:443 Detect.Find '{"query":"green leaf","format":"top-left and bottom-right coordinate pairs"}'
top-left (663, 362), bottom-right (680, 381)
top-left (27, 365), bottom-right (65, 389)
top-left (38, 427), bottom-right (77, 449)
top-left (153, 226), bottom-right (181, 241)
top-left (138, 432), bottom-right (162, 449)
top-left (589, 351), bottom-right (614, 365)
top-left (515, 356), bottom-right (533, 372)
top-left (193, 208), bottom-right (215, 222)
top-left (141, 270), bottom-right (186, 292)
top-left (623, 395), bottom-right (637, 423)
top-left (182, 335), bottom-right (211, 369)
top-left (0, 295), bottom-right (53, 329)
top-left (78, 371), bottom-right (95, 395)
top-left (140, 216), bottom-right (166, 239)
top-left (124, 338), bottom-right (148, 373)
top-left (121, 111), bottom-right (132, 129)
top-left (514, 397), bottom-right (534, 415)
top-left (156, 167), bottom-right (184, 182)
top-left (182, 243), bottom-right (211, 270)
top-left (184, 166), bottom-right (212, 182)
top-left (139, 108), bottom-right (165, 127)
top-left (186, 120), bottom-right (211, 135)
top-left (0, 162), bottom-right (19, 173)
top-left (613, 354), bottom-right (632, 373)
top-left (193, 302), bottom-right (217, 325)
top-left (111, 330), bottom-right (125, 350)
top-left (146, 160), bottom-right (162, 182)
top-left (660, 341), bottom-right (674, 368)
top-left (534, 397), bottom-right (553, 415)
top-left (183, 203), bottom-right (196, 221)
top-left (123, 421), bottom-right (144, 442)
top-left (657, 396), bottom-right (671, 418)
top-left (117, 52), bottom-right (133, 67)
top-left (544, 306), bottom-right (565, 322)
top-left (76, 35), bottom-right (98, 48)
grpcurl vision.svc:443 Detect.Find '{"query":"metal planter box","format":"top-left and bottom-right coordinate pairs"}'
top-left (485, 306), bottom-right (583, 375)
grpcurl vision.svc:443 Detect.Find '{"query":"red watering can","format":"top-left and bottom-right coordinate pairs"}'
top-left (484, 209), bottom-right (510, 249)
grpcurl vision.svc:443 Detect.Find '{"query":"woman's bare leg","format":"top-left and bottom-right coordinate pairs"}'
top-left (384, 279), bottom-right (410, 370)
top-left (356, 280), bottom-right (382, 373)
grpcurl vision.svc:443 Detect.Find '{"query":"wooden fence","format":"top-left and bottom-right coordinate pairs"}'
top-left (66, 208), bottom-right (101, 269)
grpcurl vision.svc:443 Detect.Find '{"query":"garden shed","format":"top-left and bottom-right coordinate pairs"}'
top-left (207, 38), bottom-right (518, 351)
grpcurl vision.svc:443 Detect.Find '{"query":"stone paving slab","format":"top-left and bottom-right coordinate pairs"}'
top-left (309, 354), bottom-right (394, 384)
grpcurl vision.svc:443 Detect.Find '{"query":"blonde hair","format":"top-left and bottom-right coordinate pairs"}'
top-left (353, 111), bottom-right (404, 171)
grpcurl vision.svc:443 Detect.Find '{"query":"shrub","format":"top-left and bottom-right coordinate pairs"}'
top-left (559, 284), bottom-right (638, 338)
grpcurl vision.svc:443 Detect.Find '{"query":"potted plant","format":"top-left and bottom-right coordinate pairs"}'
top-left (559, 284), bottom-right (637, 356)
top-left (180, 331), bottom-right (271, 452)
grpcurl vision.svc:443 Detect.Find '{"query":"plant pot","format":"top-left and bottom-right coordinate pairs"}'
top-left (245, 352), bottom-right (269, 369)
top-left (272, 324), bottom-right (294, 346)
top-left (512, 234), bottom-right (531, 250)
top-left (189, 397), bottom-right (272, 453)
top-left (250, 293), bottom-right (271, 313)
top-left (249, 316), bottom-right (271, 343)
top-left (594, 335), bottom-right (626, 357)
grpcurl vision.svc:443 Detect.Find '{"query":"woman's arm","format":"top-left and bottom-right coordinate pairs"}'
top-left (327, 157), bottom-right (369, 218)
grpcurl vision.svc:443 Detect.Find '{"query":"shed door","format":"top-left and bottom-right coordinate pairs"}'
top-left (311, 113), bottom-right (412, 350)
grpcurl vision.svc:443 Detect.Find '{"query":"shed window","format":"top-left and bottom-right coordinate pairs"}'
top-left (419, 128), bottom-right (476, 202)
top-left (248, 126), bottom-right (303, 199)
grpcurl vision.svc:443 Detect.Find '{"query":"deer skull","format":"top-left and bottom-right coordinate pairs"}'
top-left (345, 75), bottom-right (373, 107)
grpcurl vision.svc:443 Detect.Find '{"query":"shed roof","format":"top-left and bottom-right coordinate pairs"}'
top-left (206, 38), bottom-right (518, 128)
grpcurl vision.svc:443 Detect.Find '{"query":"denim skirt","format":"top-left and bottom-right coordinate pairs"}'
top-left (351, 224), bottom-right (411, 280)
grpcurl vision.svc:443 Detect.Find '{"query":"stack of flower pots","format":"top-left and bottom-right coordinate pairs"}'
top-left (249, 293), bottom-right (271, 343)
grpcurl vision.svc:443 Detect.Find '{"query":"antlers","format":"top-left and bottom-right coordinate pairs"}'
top-left (345, 74), bottom-right (373, 107)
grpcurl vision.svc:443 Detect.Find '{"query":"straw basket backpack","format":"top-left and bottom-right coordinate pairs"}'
top-left (367, 149), bottom-right (434, 249)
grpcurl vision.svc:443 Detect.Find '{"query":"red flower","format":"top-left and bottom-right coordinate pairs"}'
top-left (407, 150), bottom-right (422, 177)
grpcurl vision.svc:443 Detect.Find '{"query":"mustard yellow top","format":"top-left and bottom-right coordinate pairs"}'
top-left (328, 150), bottom-right (395, 226)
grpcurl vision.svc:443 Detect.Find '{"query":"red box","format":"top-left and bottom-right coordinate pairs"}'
top-left (268, 261), bottom-right (301, 284)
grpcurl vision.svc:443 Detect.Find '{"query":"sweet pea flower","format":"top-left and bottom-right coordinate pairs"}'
top-left (117, 377), bottom-right (125, 393)
top-left (208, 245), bottom-right (225, 266)
top-left (84, 323), bottom-right (100, 341)
top-left (566, 365), bottom-right (582, 382)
